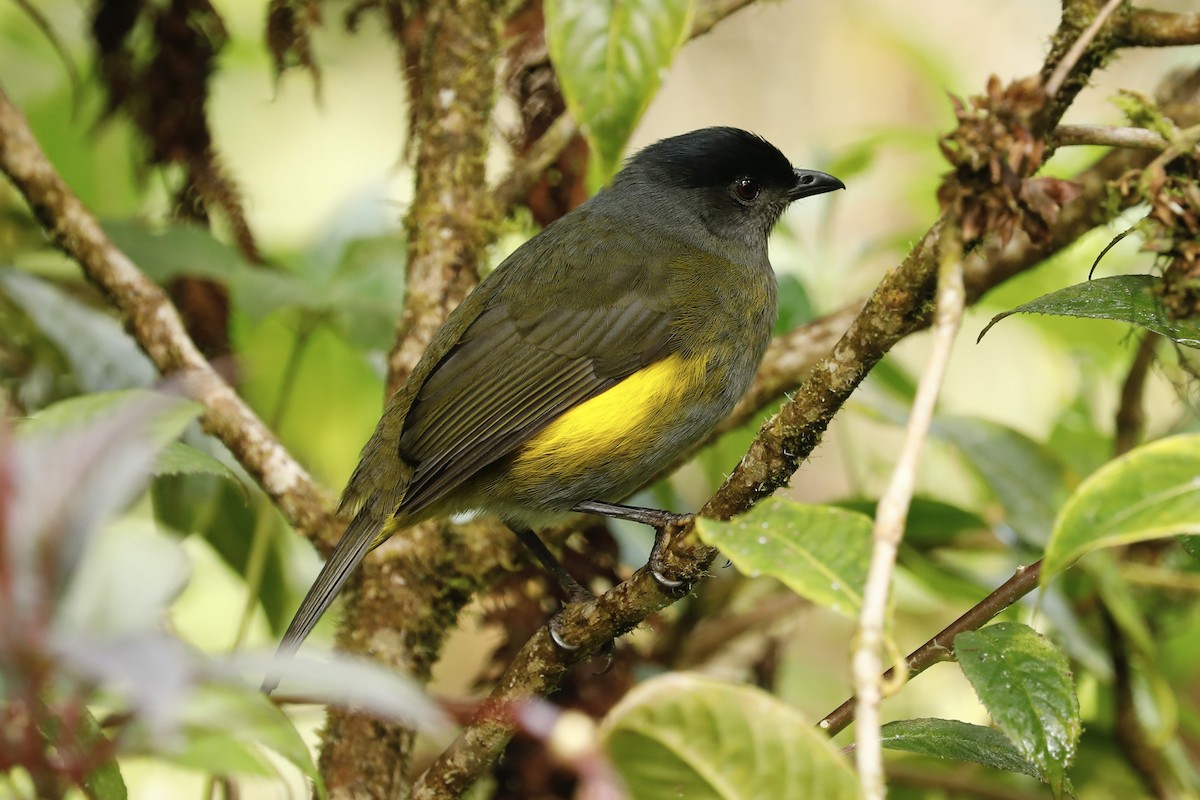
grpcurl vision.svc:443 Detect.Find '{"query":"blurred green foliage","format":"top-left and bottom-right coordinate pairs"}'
top-left (2, 1), bottom-right (1199, 799)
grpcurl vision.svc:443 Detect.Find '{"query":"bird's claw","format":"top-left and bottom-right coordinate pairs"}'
top-left (651, 568), bottom-right (692, 597)
top-left (549, 616), bottom-right (582, 651)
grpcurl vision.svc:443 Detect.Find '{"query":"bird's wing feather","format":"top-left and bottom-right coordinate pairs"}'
top-left (396, 287), bottom-right (675, 515)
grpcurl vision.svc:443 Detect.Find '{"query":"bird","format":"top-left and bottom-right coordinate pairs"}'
top-left (265, 127), bottom-right (843, 686)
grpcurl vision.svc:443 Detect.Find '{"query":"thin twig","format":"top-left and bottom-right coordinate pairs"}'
top-left (853, 222), bottom-right (966, 800)
top-left (822, 561), bottom-right (1044, 736)
top-left (1054, 124), bottom-right (1169, 150)
top-left (1044, 0), bottom-right (1125, 100)
top-left (492, 112), bottom-right (579, 212)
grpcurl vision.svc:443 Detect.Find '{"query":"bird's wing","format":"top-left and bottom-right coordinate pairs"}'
top-left (396, 276), bottom-right (676, 517)
top-left (264, 297), bottom-right (671, 685)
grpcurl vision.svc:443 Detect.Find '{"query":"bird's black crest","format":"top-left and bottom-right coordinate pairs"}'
top-left (624, 127), bottom-right (796, 192)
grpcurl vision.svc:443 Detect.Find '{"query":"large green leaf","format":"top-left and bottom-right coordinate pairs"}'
top-left (933, 416), bottom-right (1072, 547)
top-left (105, 219), bottom-right (317, 322)
top-left (13, 391), bottom-right (199, 599)
top-left (171, 683), bottom-right (322, 795)
top-left (103, 219), bottom-right (252, 284)
top-left (879, 718), bottom-right (1043, 781)
top-left (104, 221), bottom-right (405, 340)
top-left (954, 622), bottom-right (1080, 793)
top-left (696, 498), bottom-right (873, 617)
top-left (19, 389), bottom-right (202, 447)
top-left (977, 274), bottom-right (1200, 348)
top-left (545, 0), bottom-right (694, 185)
top-left (1042, 434), bottom-right (1200, 579)
top-left (154, 440), bottom-right (246, 484)
top-left (151, 470), bottom-right (296, 633)
top-left (835, 496), bottom-right (990, 549)
top-left (599, 673), bottom-right (859, 800)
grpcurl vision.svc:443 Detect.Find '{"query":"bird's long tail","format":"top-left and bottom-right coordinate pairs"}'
top-left (261, 503), bottom-right (385, 693)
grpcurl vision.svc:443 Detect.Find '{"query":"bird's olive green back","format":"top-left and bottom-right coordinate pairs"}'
top-left (394, 207), bottom-right (682, 516)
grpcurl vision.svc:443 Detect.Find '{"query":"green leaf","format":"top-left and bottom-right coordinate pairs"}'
top-left (775, 273), bottom-right (815, 334)
top-left (545, 0), bottom-right (694, 185)
top-left (174, 683), bottom-right (323, 795)
top-left (1042, 434), bottom-right (1200, 579)
top-left (933, 416), bottom-right (1072, 546)
top-left (1179, 534), bottom-right (1200, 561)
top-left (103, 219), bottom-right (250, 284)
top-left (599, 673), bottom-right (859, 800)
top-left (954, 622), bottom-right (1080, 792)
top-left (977, 275), bottom-right (1200, 348)
top-left (20, 389), bottom-right (202, 448)
top-left (879, 718), bottom-right (1043, 781)
top-left (104, 220), bottom-right (322, 322)
top-left (37, 707), bottom-right (128, 800)
top-left (696, 498), bottom-right (872, 617)
top-left (835, 496), bottom-right (989, 549)
top-left (154, 440), bottom-right (245, 487)
top-left (325, 234), bottom-right (408, 349)
top-left (105, 220), bottom-right (407, 338)
top-left (82, 756), bottom-right (128, 800)
top-left (13, 391), bottom-right (200, 599)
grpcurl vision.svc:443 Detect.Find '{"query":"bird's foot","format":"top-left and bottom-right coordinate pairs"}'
top-left (572, 500), bottom-right (696, 594)
top-left (648, 515), bottom-right (695, 597)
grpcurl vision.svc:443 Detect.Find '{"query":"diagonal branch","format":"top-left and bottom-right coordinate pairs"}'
top-left (0, 83), bottom-right (338, 546)
top-left (821, 561), bottom-right (1044, 736)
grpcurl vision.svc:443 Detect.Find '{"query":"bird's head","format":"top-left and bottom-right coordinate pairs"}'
top-left (614, 127), bottom-right (844, 249)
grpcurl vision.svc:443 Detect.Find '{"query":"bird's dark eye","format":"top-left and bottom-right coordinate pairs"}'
top-left (733, 176), bottom-right (761, 203)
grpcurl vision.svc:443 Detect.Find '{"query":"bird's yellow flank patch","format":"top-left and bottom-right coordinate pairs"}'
top-left (509, 353), bottom-right (709, 480)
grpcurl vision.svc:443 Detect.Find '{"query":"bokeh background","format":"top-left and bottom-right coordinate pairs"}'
top-left (2, 1), bottom-right (1197, 797)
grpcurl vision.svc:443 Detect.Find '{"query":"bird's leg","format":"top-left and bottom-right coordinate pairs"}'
top-left (572, 500), bottom-right (691, 529)
top-left (510, 526), bottom-right (612, 658)
top-left (509, 526), bottom-right (593, 605)
top-left (572, 500), bottom-right (694, 593)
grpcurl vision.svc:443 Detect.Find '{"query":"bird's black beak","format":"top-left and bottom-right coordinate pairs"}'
top-left (788, 168), bottom-right (845, 200)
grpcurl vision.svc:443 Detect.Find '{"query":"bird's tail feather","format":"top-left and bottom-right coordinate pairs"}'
top-left (261, 504), bottom-right (384, 693)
